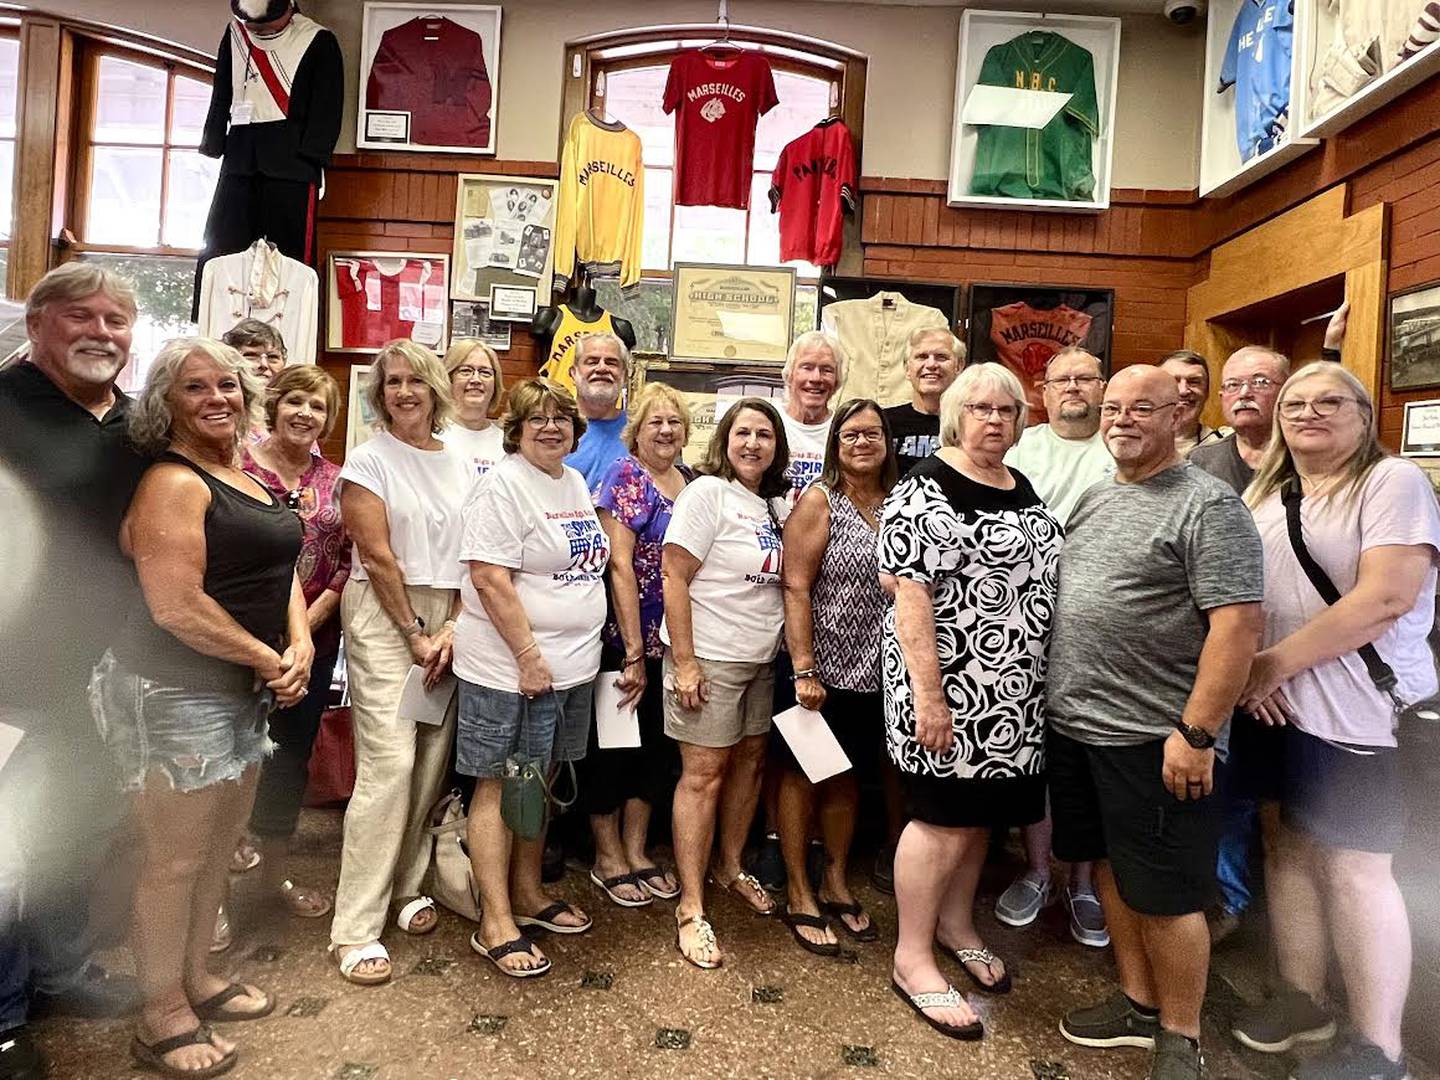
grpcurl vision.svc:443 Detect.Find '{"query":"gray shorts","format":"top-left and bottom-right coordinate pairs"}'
top-left (88, 650), bottom-right (273, 794)
top-left (455, 679), bottom-right (593, 778)
top-left (662, 652), bottom-right (774, 749)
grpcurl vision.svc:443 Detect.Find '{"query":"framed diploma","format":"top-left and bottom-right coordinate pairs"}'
top-left (1402, 400), bottom-right (1440, 457)
top-left (669, 263), bottom-right (797, 366)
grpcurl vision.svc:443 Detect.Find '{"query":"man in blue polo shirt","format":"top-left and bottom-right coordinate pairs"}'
top-left (1219, 0), bottom-right (1295, 161)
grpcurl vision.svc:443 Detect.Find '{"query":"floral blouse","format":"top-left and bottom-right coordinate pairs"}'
top-left (243, 449), bottom-right (351, 657)
top-left (594, 454), bottom-right (690, 659)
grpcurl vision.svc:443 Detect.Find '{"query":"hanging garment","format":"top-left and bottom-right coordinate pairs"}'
top-left (1401, 1), bottom-right (1440, 59)
top-left (988, 301), bottom-right (1093, 426)
top-left (364, 15), bottom-right (493, 148)
top-left (333, 257), bottom-right (447, 352)
top-left (768, 118), bottom-right (858, 268)
top-left (1219, 0), bottom-right (1295, 162)
top-left (197, 240), bottom-right (319, 365)
top-left (821, 292), bottom-right (949, 407)
top-left (538, 306), bottom-right (618, 396)
top-left (553, 112), bottom-right (646, 290)
top-left (662, 48), bottom-right (778, 209)
top-left (969, 32), bottom-right (1100, 201)
top-left (1308, 0), bottom-right (1418, 114)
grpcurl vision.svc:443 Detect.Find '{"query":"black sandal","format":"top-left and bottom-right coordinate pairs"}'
top-left (781, 909), bottom-right (840, 956)
top-left (633, 865), bottom-right (681, 900)
top-left (192, 983), bottom-right (275, 1023)
top-left (942, 944), bottom-right (1012, 995)
top-left (131, 1026), bottom-right (237, 1078)
top-left (469, 932), bottom-right (552, 979)
top-left (890, 980), bottom-right (983, 1041)
top-left (820, 899), bottom-right (879, 942)
top-left (515, 901), bottom-right (593, 935)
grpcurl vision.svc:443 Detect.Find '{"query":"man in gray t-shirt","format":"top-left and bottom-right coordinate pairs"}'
top-left (1049, 366), bottom-right (1263, 1080)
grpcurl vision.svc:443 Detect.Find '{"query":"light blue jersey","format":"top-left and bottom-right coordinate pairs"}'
top-left (1219, 0), bottom-right (1294, 162)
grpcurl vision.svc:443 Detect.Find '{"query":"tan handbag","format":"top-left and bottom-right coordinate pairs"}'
top-left (424, 789), bottom-right (481, 922)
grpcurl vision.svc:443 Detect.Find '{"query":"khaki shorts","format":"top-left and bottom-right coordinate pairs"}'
top-left (662, 652), bottom-right (774, 749)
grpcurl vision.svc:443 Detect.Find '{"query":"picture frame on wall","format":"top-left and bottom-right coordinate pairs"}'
top-left (325, 251), bottom-right (450, 355)
top-left (966, 282), bottom-right (1114, 426)
top-left (1401, 400), bottom-right (1440, 458)
top-left (1389, 281), bottom-right (1440, 392)
top-left (669, 263), bottom-right (797, 366)
top-left (452, 173), bottom-right (559, 303)
top-left (487, 284), bottom-right (538, 323)
top-left (345, 364), bottom-right (377, 454)
top-left (356, 3), bottom-right (501, 155)
top-left (816, 275), bottom-right (963, 329)
top-left (450, 301), bottom-right (512, 350)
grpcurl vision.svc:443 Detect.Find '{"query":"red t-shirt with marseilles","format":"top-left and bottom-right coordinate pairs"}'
top-left (663, 49), bottom-right (778, 209)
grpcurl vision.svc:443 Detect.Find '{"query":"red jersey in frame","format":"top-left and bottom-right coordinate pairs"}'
top-left (663, 49), bottom-right (778, 209)
top-left (989, 301), bottom-right (1093, 425)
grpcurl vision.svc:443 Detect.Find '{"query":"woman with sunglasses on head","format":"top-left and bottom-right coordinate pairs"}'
top-left (1232, 362), bottom-right (1440, 1080)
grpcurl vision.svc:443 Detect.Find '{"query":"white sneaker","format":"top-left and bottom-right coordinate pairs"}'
top-left (995, 870), bottom-right (1053, 927)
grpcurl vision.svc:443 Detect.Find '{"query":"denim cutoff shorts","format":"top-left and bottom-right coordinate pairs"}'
top-left (455, 678), bottom-right (593, 779)
top-left (89, 649), bottom-right (274, 794)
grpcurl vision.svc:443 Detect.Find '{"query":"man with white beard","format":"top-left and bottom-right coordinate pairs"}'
top-left (0, 263), bottom-right (148, 1078)
top-left (565, 331), bottom-right (631, 498)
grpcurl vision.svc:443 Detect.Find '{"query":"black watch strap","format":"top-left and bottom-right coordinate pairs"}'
top-left (1175, 721), bottom-right (1216, 749)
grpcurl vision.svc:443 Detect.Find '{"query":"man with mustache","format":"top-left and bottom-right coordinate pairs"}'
top-left (0, 264), bottom-right (149, 1078)
top-left (1160, 350), bottom-right (1226, 456)
top-left (884, 327), bottom-right (965, 477)
top-left (565, 332), bottom-right (631, 500)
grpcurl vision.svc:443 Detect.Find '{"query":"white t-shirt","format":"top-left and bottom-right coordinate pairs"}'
top-left (780, 409), bottom-right (830, 522)
top-left (440, 423), bottom-right (504, 480)
top-left (454, 454), bottom-right (611, 691)
top-left (660, 476), bottom-right (784, 663)
top-left (1004, 424), bottom-right (1115, 527)
top-left (1252, 456), bottom-right (1440, 747)
top-left (338, 429), bottom-right (472, 588)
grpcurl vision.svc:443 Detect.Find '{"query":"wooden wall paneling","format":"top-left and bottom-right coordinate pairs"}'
top-left (1343, 258), bottom-right (1387, 413)
top-left (9, 17), bottom-right (65, 297)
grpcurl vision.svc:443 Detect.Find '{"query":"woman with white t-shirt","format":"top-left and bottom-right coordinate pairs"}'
top-left (329, 340), bottom-right (474, 987)
top-left (440, 338), bottom-right (505, 479)
top-left (1234, 362), bottom-right (1440, 1079)
top-left (663, 397), bottom-right (791, 969)
top-left (454, 379), bottom-right (611, 979)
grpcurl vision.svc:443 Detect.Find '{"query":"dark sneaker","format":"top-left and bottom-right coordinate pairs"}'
top-left (1151, 1030), bottom-right (1203, 1080)
top-left (748, 832), bottom-right (785, 892)
top-left (1060, 990), bottom-right (1160, 1049)
top-left (0, 1026), bottom-right (46, 1080)
top-left (1232, 985), bottom-right (1337, 1054)
top-left (1290, 1036), bottom-right (1410, 1080)
top-left (1065, 885), bottom-right (1110, 948)
top-left (995, 870), bottom-right (1052, 928)
top-left (29, 963), bottom-right (138, 1020)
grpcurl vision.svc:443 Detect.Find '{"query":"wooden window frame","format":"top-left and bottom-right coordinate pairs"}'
top-left (0, 23), bottom-right (20, 261)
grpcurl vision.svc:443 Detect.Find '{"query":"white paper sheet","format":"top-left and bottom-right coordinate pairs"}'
top-left (772, 704), bottom-right (851, 784)
top-left (715, 310), bottom-right (787, 345)
top-left (595, 671), bottom-right (642, 749)
top-left (0, 721), bottom-right (23, 776)
top-left (398, 665), bottom-right (456, 727)
top-left (962, 85), bottom-right (1072, 129)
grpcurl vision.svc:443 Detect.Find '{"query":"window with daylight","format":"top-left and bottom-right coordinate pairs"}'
top-left (0, 30), bottom-right (20, 285)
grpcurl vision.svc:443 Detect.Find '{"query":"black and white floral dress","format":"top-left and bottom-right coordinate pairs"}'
top-left (878, 454), bottom-right (1062, 828)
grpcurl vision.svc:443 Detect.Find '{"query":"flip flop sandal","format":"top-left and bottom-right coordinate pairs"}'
top-left (633, 865), bottom-right (681, 900)
top-left (675, 913), bottom-right (722, 970)
top-left (131, 1025), bottom-right (237, 1078)
top-left (515, 901), bottom-right (593, 935)
top-left (394, 895), bottom-right (438, 935)
top-left (332, 941), bottom-right (392, 986)
top-left (192, 983), bottom-right (275, 1023)
top-left (229, 844), bottom-right (260, 875)
top-left (945, 945), bottom-right (1013, 995)
top-left (707, 870), bottom-right (777, 916)
top-left (589, 869), bottom-right (653, 908)
top-left (890, 980), bottom-right (983, 1041)
top-left (469, 932), bottom-right (552, 979)
top-left (279, 880), bottom-right (332, 919)
top-left (820, 899), bottom-right (879, 942)
top-left (781, 909), bottom-right (840, 956)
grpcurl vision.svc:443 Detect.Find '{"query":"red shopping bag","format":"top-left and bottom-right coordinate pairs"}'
top-left (304, 705), bottom-right (356, 806)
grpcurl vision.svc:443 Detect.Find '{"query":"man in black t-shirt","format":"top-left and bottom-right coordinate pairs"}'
top-left (884, 327), bottom-right (965, 476)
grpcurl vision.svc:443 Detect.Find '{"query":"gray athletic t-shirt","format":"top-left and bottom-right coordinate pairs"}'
top-left (1046, 461), bottom-right (1264, 748)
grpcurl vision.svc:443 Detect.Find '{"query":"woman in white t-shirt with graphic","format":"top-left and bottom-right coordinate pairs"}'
top-left (663, 397), bottom-right (791, 969)
top-left (330, 340), bottom-right (474, 986)
top-left (439, 339), bottom-right (505, 479)
top-left (454, 379), bottom-right (611, 979)
top-left (1235, 362), bottom-right (1440, 1079)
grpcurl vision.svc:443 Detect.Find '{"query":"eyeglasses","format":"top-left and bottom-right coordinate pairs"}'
top-left (1043, 374), bottom-right (1104, 388)
top-left (962, 403), bottom-right (1019, 421)
top-left (1098, 401), bottom-right (1177, 420)
top-left (838, 429), bottom-right (886, 445)
top-left (525, 413), bottom-right (574, 430)
top-left (452, 366), bottom-right (495, 380)
top-left (1278, 395), bottom-right (1357, 419)
top-left (1219, 375), bottom-right (1278, 395)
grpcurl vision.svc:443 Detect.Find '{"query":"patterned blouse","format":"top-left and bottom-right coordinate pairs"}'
top-left (594, 454), bottom-right (690, 659)
top-left (810, 484), bottom-right (887, 693)
top-left (243, 448), bottom-right (351, 657)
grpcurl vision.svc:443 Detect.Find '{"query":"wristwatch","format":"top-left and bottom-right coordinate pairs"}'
top-left (1174, 721), bottom-right (1217, 750)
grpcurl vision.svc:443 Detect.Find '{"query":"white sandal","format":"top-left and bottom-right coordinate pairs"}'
top-left (394, 895), bottom-right (438, 935)
top-left (332, 941), bottom-right (391, 986)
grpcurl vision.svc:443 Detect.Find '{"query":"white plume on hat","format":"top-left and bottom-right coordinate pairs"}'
top-left (233, 0), bottom-right (293, 20)
top-left (236, 0), bottom-right (272, 16)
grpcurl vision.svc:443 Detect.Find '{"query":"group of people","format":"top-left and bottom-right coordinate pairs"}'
top-left (0, 262), bottom-right (1435, 1080)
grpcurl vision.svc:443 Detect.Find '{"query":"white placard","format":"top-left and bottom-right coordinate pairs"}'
top-left (364, 110), bottom-right (410, 142)
top-left (0, 721), bottom-right (23, 776)
top-left (962, 85), bottom-right (1072, 130)
top-left (772, 704), bottom-right (852, 784)
top-left (398, 665), bottom-right (456, 727)
top-left (594, 671), bottom-right (641, 749)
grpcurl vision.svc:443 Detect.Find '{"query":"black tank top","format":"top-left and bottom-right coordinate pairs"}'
top-left (111, 453), bottom-right (303, 692)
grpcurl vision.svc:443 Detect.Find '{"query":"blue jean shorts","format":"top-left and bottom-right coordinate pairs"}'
top-left (88, 650), bottom-right (274, 794)
top-left (455, 679), bottom-right (593, 779)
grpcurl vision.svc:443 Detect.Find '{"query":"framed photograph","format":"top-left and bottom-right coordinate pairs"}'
top-left (450, 301), bottom-right (512, 350)
top-left (670, 263), bottom-right (797, 366)
top-left (1390, 282), bottom-right (1440, 392)
top-left (639, 358), bottom-right (786, 466)
top-left (345, 365), bottom-right (378, 454)
top-left (452, 174), bottom-right (558, 302)
top-left (356, 3), bottom-right (501, 155)
top-left (488, 284), bottom-right (537, 323)
top-left (325, 251), bottom-right (450, 355)
top-left (966, 282), bottom-right (1114, 427)
top-left (1402, 400), bottom-right (1440, 458)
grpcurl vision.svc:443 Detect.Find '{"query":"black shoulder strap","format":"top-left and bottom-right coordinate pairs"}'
top-left (1282, 481), bottom-right (1399, 695)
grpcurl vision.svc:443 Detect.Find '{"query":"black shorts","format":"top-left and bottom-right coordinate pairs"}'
top-left (1047, 729), bottom-right (1219, 917)
top-left (1282, 725), bottom-right (1405, 854)
top-left (901, 769), bottom-right (1045, 831)
top-left (1225, 709), bottom-right (1285, 802)
top-left (773, 685), bottom-right (882, 786)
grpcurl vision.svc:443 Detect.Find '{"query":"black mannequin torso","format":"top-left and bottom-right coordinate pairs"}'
top-left (532, 268), bottom-right (636, 353)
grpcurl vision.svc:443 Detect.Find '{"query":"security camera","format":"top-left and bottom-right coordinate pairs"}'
top-left (1163, 0), bottom-right (1205, 24)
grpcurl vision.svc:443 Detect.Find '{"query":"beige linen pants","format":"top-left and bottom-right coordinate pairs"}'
top-left (330, 579), bottom-right (458, 947)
